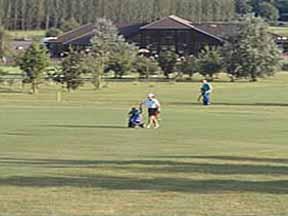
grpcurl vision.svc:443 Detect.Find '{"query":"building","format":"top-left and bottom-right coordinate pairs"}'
top-left (46, 15), bottom-right (287, 57)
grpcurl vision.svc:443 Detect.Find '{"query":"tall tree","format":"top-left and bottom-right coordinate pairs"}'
top-left (223, 16), bottom-right (281, 81)
top-left (0, 0), bottom-right (238, 30)
top-left (17, 43), bottom-right (50, 93)
top-left (258, 2), bottom-right (280, 23)
top-left (235, 0), bottom-right (252, 16)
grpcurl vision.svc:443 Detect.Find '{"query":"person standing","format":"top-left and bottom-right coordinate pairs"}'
top-left (200, 80), bottom-right (213, 105)
top-left (141, 93), bottom-right (161, 129)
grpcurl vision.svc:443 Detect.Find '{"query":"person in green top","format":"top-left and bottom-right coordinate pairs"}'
top-left (199, 80), bottom-right (213, 105)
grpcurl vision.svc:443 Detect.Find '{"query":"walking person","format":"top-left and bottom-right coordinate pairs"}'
top-left (141, 93), bottom-right (161, 129)
top-left (200, 80), bottom-right (213, 105)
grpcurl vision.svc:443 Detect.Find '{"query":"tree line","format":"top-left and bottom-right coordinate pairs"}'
top-left (236, 0), bottom-right (288, 22)
top-left (15, 16), bottom-right (281, 94)
top-left (0, 0), bottom-right (236, 30)
top-left (0, 0), bottom-right (287, 31)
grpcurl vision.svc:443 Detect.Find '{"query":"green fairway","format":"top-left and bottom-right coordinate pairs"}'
top-left (269, 26), bottom-right (288, 37)
top-left (0, 74), bottom-right (288, 216)
top-left (8, 30), bottom-right (46, 41)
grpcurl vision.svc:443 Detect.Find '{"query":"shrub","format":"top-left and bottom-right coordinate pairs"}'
top-left (158, 50), bottom-right (178, 79)
top-left (281, 59), bottom-right (288, 71)
top-left (17, 43), bottom-right (50, 94)
top-left (45, 28), bottom-right (62, 37)
top-left (198, 46), bottom-right (223, 79)
top-left (60, 18), bottom-right (80, 32)
top-left (133, 56), bottom-right (161, 79)
top-left (177, 55), bottom-right (199, 79)
top-left (223, 16), bottom-right (282, 81)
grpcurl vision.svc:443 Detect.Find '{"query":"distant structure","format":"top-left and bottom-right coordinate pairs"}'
top-left (45, 15), bottom-right (288, 57)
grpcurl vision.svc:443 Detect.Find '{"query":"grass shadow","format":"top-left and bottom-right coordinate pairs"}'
top-left (3, 132), bottom-right (34, 137)
top-left (45, 124), bottom-right (127, 129)
top-left (0, 174), bottom-right (286, 194)
top-left (0, 87), bottom-right (24, 94)
top-left (0, 158), bottom-right (287, 175)
top-left (169, 102), bottom-right (288, 107)
top-left (154, 155), bottom-right (288, 164)
top-left (0, 158), bottom-right (287, 193)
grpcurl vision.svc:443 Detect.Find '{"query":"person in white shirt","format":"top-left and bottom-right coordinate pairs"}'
top-left (141, 93), bottom-right (161, 129)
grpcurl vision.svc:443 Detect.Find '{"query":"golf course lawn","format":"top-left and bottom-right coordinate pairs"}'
top-left (0, 74), bottom-right (287, 216)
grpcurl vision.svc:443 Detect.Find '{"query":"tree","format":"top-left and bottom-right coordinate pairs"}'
top-left (45, 28), bottom-right (62, 37)
top-left (0, 26), bottom-right (10, 62)
top-left (17, 43), bottom-right (50, 94)
top-left (223, 16), bottom-right (281, 81)
top-left (89, 18), bottom-right (118, 88)
top-left (158, 50), bottom-right (178, 79)
top-left (177, 55), bottom-right (199, 79)
top-left (258, 2), bottom-right (280, 23)
top-left (90, 18), bottom-right (137, 87)
top-left (276, 0), bottom-right (288, 20)
top-left (133, 55), bottom-right (160, 79)
top-left (235, 0), bottom-right (252, 15)
top-left (60, 17), bottom-right (80, 32)
top-left (0, 0), bottom-right (237, 30)
top-left (56, 49), bottom-right (85, 91)
top-left (198, 46), bottom-right (223, 79)
top-left (106, 37), bottom-right (138, 78)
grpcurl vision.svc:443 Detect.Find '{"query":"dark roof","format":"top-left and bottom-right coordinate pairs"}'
top-left (118, 23), bottom-right (145, 38)
top-left (141, 15), bottom-right (224, 42)
top-left (49, 23), bottom-right (95, 44)
top-left (193, 23), bottom-right (241, 39)
top-left (48, 15), bottom-right (245, 45)
top-left (65, 32), bottom-right (96, 45)
top-left (141, 15), bottom-right (193, 30)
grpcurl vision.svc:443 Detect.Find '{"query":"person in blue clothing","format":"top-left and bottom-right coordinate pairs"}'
top-left (200, 79), bottom-right (213, 105)
top-left (128, 106), bottom-right (145, 128)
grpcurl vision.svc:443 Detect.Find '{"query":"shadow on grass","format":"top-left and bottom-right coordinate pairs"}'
top-left (45, 124), bottom-right (127, 129)
top-left (0, 87), bottom-right (23, 94)
top-left (169, 102), bottom-right (288, 107)
top-left (0, 158), bottom-right (287, 175)
top-left (154, 155), bottom-right (288, 164)
top-left (3, 132), bottom-right (34, 137)
top-left (0, 174), bottom-right (287, 194)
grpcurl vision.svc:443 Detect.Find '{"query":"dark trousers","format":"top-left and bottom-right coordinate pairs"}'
top-left (203, 93), bottom-right (210, 105)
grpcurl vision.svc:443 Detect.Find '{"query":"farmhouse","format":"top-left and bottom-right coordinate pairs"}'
top-left (46, 15), bottom-right (287, 57)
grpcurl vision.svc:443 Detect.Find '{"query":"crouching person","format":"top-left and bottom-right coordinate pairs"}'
top-left (128, 106), bottom-right (145, 128)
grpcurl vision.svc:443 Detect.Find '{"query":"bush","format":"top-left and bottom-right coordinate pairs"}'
top-left (223, 16), bottom-right (281, 81)
top-left (198, 46), bottom-right (223, 79)
top-left (281, 59), bottom-right (288, 71)
top-left (158, 50), bottom-right (178, 79)
top-left (17, 43), bottom-right (50, 94)
top-left (60, 18), bottom-right (80, 32)
top-left (177, 55), bottom-right (199, 79)
top-left (0, 68), bottom-right (7, 85)
top-left (133, 56), bottom-right (161, 79)
top-left (45, 28), bottom-right (62, 37)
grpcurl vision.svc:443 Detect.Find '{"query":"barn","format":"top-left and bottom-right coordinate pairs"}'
top-left (46, 15), bottom-right (286, 57)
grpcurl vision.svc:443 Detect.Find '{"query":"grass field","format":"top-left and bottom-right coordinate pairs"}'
top-left (0, 73), bottom-right (288, 216)
top-left (8, 30), bottom-right (46, 41)
top-left (0, 66), bottom-right (22, 74)
top-left (269, 26), bottom-right (288, 37)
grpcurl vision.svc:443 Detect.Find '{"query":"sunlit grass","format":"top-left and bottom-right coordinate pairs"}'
top-left (0, 73), bottom-right (287, 216)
